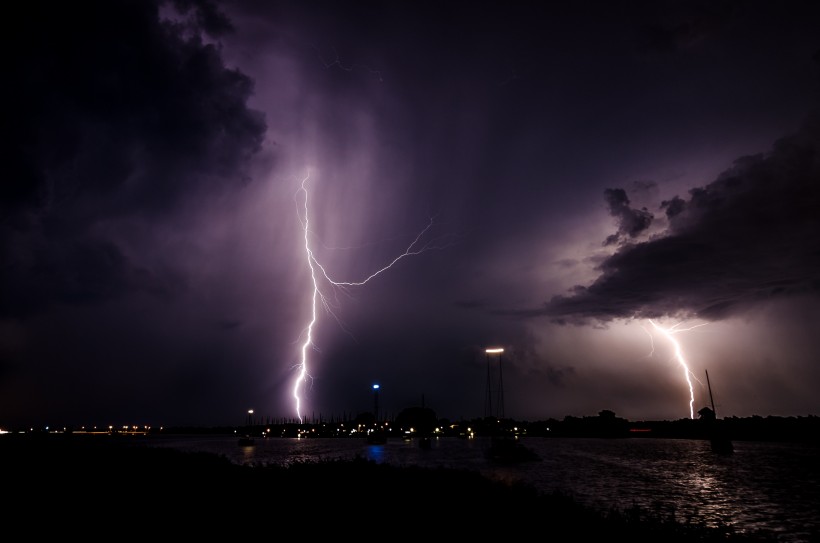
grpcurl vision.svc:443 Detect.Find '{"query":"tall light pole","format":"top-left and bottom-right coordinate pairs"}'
top-left (484, 351), bottom-right (493, 418)
top-left (485, 348), bottom-right (505, 419)
top-left (372, 384), bottom-right (380, 423)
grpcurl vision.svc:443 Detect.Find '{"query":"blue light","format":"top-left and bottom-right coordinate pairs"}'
top-left (372, 384), bottom-right (380, 390)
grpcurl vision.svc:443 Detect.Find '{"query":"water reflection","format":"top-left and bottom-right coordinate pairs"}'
top-left (142, 435), bottom-right (818, 542)
top-left (239, 443), bottom-right (256, 462)
top-left (497, 438), bottom-right (818, 542)
top-left (365, 444), bottom-right (386, 463)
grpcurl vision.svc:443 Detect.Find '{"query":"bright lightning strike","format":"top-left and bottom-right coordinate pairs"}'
top-left (291, 171), bottom-right (451, 423)
top-left (645, 319), bottom-right (708, 419)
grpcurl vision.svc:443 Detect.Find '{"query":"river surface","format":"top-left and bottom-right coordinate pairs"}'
top-left (141, 435), bottom-right (819, 542)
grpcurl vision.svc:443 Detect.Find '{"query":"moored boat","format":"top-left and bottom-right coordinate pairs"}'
top-left (366, 427), bottom-right (388, 444)
top-left (486, 435), bottom-right (540, 463)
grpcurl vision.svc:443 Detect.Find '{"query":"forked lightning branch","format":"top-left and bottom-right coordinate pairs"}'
top-left (291, 171), bottom-right (449, 423)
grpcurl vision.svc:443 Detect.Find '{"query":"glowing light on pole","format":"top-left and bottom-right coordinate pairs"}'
top-left (291, 171), bottom-right (451, 423)
top-left (646, 319), bottom-right (708, 419)
top-left (372, 384), bottom-right (380, 422)
top-left (484, 347), bottom-right (504, 419)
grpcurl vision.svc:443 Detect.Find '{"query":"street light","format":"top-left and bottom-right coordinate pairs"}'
top-left (484, 347), bottom-right (505, 419)
top-left (372, 384), bottom-right (380, 423)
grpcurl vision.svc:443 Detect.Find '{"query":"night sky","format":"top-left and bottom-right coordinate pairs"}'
top-left (3, 0), bottom-right (820, 429)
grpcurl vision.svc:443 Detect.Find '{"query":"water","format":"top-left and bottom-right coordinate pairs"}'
top-left (142, 435), bottom-right (819, 542)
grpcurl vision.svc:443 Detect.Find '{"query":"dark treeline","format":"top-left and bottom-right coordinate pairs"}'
top-left (141, 408), bottom-right (820, 444)
top-left (523, 411), bottom-right (820, 442)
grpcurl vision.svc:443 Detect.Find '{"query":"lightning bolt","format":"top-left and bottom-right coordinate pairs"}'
top-left (646, 319), bottom-right (708, 419)
top-left (291, 171), bottom-right (451, 423)
top-left (314, 45), bottom-right (384, 82)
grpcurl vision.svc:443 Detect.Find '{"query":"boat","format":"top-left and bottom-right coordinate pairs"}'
top-left (703, 370), bottom-right (734, 455)
top-left (366, 427), bottom-right (388, 444)
top-left (710, 434), bottom-right (733, 455)
top-left (237, 435), bottom-right (255, 446)
top-left (486, 435), bottom-right (540, 463)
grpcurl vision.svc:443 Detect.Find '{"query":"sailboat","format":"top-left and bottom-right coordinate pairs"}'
top-left (237, 434), bottom-right (255, 446)
top-left (486, 433), bottom-right (541, 463)
top-left (704, 370), bottom-right (734, 455)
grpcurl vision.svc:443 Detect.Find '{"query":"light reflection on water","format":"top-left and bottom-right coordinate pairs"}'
top-left (143, 435), bottom-right (819, 542)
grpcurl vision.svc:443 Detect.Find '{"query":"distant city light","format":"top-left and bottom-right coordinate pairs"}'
top-left (485, 347), bottom-right (504, 354)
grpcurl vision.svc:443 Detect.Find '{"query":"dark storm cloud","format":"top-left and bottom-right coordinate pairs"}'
top-left (539, 113), bottom-right (820, 324)
top-left (602, 188), bottom-right (654, 246)
top-left (636, 0), bottom-right (736, 53)
top-left (170, 0), bottom-right (235, 37)
top-left (2, 0), bottom-right (266, 317)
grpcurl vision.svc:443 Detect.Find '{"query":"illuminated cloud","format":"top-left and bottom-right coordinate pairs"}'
top-left (538, 114), bottom-right (820, 324)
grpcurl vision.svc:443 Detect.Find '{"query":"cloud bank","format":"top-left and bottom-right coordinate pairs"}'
top-left (540, 113), bottom-right (820, 324)
top-left (2, 0), bottom-right (266, 317)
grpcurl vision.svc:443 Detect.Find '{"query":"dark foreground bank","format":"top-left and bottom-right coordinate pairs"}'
top-left (1, 434), bottom-right (777, 541)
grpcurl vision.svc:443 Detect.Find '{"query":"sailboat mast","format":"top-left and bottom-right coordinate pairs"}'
top-left (706, 369), bottom-right (717, 416)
